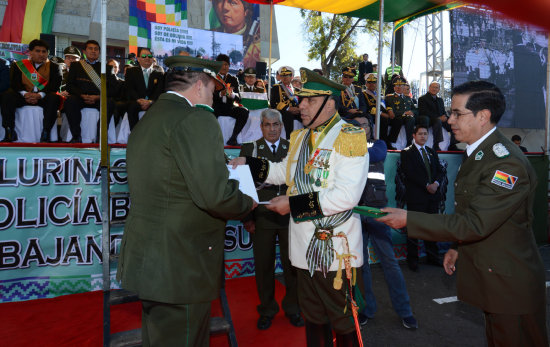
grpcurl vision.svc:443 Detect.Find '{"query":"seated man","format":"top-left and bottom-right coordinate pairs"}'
top-left (60, 46), bottom-right (81, 93)
top-left (417, 81), bottom-right (447, 151)
top-left (124, 47), bottom-right (164, 130)
top-left (64, 40), bottom-right (117, 143)
top-left (270, 66), bottom-right (300, 139)
top-left (213, 54), bottom-right (249, 146)
top-left (383, 78), bottom-right (415, 149)
top-left (242, 67), bottom-right (263, 93)
top-left (359, 73), bottom-right (389, 131)
top-left (1, 39), bottom-right (62, 142)
top-left (338, 67), bottom-right (366, 123)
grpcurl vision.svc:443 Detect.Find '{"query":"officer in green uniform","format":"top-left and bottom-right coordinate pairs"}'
top-left (242, 67), bottom-right (264, 93)
top-left (383, 78), bottom-right (415, 149)
top-left (117, 56), bottom-right (256, 347)
top-left (240, 109), bottom-right (302, 330)
top-left (378, 81), bottom-right (548, 347)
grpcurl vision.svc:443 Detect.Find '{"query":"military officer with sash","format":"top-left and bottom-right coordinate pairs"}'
top-left (64, 39), bottom-right (118, 143)
top-left (270, 66), bottom-right (300, 139)
top-left (378, 81), bottom-right (548, 346)
top-left (240, 109), bottom-right (303, 331)
top-left (117, 56), bottom-right (256, 346)
top-left (338, 67), bottom-right (366, 125)
top-left (383, 77), bottom-right (415, 149)
top-left (1, 39), bottom-right (62, 142)
top-left (231, 68), bottom-right (369, 345)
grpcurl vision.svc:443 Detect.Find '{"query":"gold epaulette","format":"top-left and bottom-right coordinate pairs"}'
top-left (289, 127), bottom-right (307, 145)
top-left (333, 124), bottom-right (367, 157)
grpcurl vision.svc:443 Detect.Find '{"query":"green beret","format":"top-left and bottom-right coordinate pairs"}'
top-left (295, 67), bottom-right (345, 97)
top-left (164, 56), bottom-right (224, 90)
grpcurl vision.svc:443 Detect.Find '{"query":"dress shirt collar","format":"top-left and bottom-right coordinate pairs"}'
top-left (264, 138), bottom-right (280, 150)
top-left (142, 66), bottom-right (152, 74)
top-left (166, 91), bottom-right (193, 106)
top-left (86, 59), bottom-right (98, 65)
top-left (466, 126), bottom-right (497, 157)
top-left (413, 140), bottom-right (427, 152)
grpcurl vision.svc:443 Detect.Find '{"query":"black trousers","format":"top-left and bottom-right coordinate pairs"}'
top-left (281, 109), bottom-right (301, 139)
top-left (379, 115), bottom-right (415, 147)
top-left (484, 305), bottom-right (548, 347)
top-left (64, 95), bottom-right (114, 139)
top-left (215, 106), bottom-right (249, 139)
top-left (1, 90), bottom-right (59, 132)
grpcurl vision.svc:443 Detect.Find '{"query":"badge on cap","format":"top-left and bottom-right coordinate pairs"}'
top-left (492, 143), bottom-right (509, 158)
top-left (491, 170), bottom-right (517, 189)
top-left (475, 150), bottom-right (484, 160)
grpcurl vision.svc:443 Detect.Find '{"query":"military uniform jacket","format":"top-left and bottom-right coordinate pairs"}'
top-left (385, 93), bottom-right (412, 117)
top-left (240, 138), bottom-right (290, 229)
top-left (338, 85), bottom-right (364, 118)
top-left (243, 84), bottom-right (265, 93)
top-left (124, 66), bottom-right (164, 101)
top-left (117, 93), bottom-right (252, 304)
top-left (66, 60), bottom-right (118, 97)
top-left (258, 118), bottom-right (369, 271)
top-left (359, 90), bottom-right (387, 115)
top-left (270, 83), bottom-right (298, 111)
top-left (9, 59), bottom-right (62, 94)
top-left (408, 130), bottom-right (545, 314)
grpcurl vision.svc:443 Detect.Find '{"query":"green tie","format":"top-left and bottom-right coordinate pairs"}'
top-left (421, 147), bottom-right (432, 183)
top-left (144, 70), bottom-right (149, 88)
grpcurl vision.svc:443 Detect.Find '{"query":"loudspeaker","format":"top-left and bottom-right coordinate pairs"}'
top-left (256, 61), bottom-right (267, 78)
top-left (40, 33), bottom-right (56, 55)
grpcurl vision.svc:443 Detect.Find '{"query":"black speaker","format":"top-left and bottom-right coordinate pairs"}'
top-left (255, 61), bottom-right (267, 78)
top-left (40, 33), bottom-right (56, 55)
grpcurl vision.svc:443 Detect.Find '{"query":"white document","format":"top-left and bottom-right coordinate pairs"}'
top-left (227, 165), bottom-right (259, 203)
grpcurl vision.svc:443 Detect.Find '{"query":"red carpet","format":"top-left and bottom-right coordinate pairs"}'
top-left (1, 276), bottom-right (305, 347)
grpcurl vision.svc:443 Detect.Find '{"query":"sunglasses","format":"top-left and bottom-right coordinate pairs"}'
top-left (141, 54), bottom-right (153, 58)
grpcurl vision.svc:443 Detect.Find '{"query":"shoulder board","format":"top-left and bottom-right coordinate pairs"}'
top-left (334, 124), bottom-right (367, 157)
top-left (289, 128), bottom-right (307, 145)
top-left (194, 104), bottom-right (214, 113)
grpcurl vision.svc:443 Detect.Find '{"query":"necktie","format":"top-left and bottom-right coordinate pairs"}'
top-left (421, 147), bottom-right (432, 182)
top-left (271, 144), bottom-right (277, 155)
top-left (144, 70), bottom-right (149, 88)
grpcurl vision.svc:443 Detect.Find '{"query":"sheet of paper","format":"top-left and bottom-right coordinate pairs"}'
top-left (258, 201), bottom-right (271, 205)
top-left (227, 165), bottom-right (259, 203)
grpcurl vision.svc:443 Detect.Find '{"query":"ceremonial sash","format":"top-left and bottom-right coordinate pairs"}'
top-left (16, 59), bottom-right (48, 91)
top-left (80, 61), bottom-right (101, 91)
top-left (293, 115), bottom-right (353, 276)
top-left (281, 83), bottom-right (299, 105)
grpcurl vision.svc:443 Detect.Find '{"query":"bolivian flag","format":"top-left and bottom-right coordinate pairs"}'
top-left (0, 0), bottom-right (57, 44)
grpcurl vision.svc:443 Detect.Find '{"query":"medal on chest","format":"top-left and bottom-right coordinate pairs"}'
top-left (306, 149), bottom-right (332, 187)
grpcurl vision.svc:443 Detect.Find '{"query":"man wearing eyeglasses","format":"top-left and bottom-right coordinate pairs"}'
top-left (124, 47), bottom-right (165, 130)
top-left (378, 81), bottom-right (547, 346)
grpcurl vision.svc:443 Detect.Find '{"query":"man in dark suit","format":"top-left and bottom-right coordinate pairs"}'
top-left (417, 81), bottom-right (448, 151)
top-left (400, 125), bottom-right (445, 271)
top-left (379, 81), bottom-right (547, 346)
top-left (239, 109), bottom-right (302, 331)
top-left (124, 47), bottom-right (164, 130)
top-left (64, 39), bottom-right (117, 143)
top-left (358, 53), bottom-right (373, 85)
top-left (1, 39), bottom-right (62, 142)
top-left (117, 56), bottom-right (256, 346)
top-left (213, 53), bottom-right (249, 146)
top-left (270, 66), bottom-right (300, 139)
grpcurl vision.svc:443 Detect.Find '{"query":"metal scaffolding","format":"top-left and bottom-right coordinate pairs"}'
top-left (425, 12), bottom-right (445, 101)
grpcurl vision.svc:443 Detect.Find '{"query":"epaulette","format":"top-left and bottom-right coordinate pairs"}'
top-left (194, 104), bottom-right (214, 113)
top-left (333, 123), bottom-right (367, 157)
top-left (492, 143), bottom-right (510, 158)
top-left (289, 127), bottom-right (307, 145)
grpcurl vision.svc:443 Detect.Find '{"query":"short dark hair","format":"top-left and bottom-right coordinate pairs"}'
top-left (29, 39), bottom-right (49, 52)
top-left (452, 80), bottom-right (506, 124)
top-left (84, 40), bottom-right (100, 50)
top-left (137, 47), bottom-right (152, 56)
top-left (165, 70), bottom-right (212, 92)
top-left (413, 124), bottom-right (428, 134)
top-left (511, 134), bottom-right (521, 142)
top-left (216, 54), bottom-right (230, 64)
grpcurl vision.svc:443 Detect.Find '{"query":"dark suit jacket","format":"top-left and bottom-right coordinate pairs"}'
top-left (117, 92), bottom-right (252, 304)
top-left (213, 73), bottom-right (240, 116)
top-left (124, 66), bottom-right (164, 101)
top-left (358, 61), bottom-right (373, 84)
top-left (400, 143), bottom-right (444, 211)
top-left (408, 130), bottom-right (545, 314)
top-left (418, 93), bottom-right (445, 119)
top-left (240, 137), bottom-right (289, 229)
top-left (66, 60), bottom-right (117, 97)
top-left (9, 60), bottom-right (62, 95)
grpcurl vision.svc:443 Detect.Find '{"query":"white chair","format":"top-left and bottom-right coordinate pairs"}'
top-left (116, 111), bottom-right (145, 144)
top-left (61, 108), bottom-right (116, 143)
top-left (391, 125), bottom-right (450, 151)
top-left (14, 105), bottom-right (58, 143)
top-left (217, 116), bottom-right (243, 144)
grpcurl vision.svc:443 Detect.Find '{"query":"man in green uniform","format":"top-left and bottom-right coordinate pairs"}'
top-left (378, 81), bottom-right (548, 347)
top-left (383, 78), bottom-right (415, 149)
top-left (240, 109), bottom-right (302, 330)
top-left (117, 56), bottom-right (256, 347)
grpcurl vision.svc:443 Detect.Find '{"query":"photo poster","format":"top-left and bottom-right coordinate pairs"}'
top-left (0, 42), bottom-right (29, 63)
top-left (450, 6), bottom-right (548, 129)
top-left (132, 0), bottom-right (261, 71)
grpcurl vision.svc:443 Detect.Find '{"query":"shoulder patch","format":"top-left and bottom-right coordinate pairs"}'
top-left (334, 125), bottom-right (367, 157)
top-left (492, 143), bottom-right (510, 158)
top-left (491, 170), bottom-right (517, 189)
top-left (194, 104), bottom-right (214, 113)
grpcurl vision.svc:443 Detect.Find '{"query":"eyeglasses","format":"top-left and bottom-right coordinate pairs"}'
top-left (449, 110), bottom-right (474, 118)
top-left (141, 54), bottom-right (153, 58)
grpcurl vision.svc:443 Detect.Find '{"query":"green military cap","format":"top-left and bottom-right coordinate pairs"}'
top-left (63, 46), bottom-right (81, 58)
top-left (244, 67), bottom-right (256, 76)
top-left (365, 73), bottom-right (377, 83)
top-left (164, 55), bottom-right (225, 90)
top-left (342, 67), bottom-right (356, 77)
top-left (393, 77), bottom-right (406, 85)
top-left (295, 67), bottom-right (345, 97)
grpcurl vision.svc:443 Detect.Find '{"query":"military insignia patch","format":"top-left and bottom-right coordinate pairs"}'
top-left (491, 170), bottom-right (517, 189)
top-left (300, 69), bottom-right (308, 83)
top-left (492, 143), bottom-right (509, 158)
top-left (475, 151), bottom-right (484, 160)
top-left (259, 145), bottom-right (264, 149)
top-left (282, 144), bottom-right (287, 149)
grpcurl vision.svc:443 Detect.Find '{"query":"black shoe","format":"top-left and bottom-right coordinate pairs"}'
top-left (286, 313), bottom-right (305, 327)
top-left (407, 258), bottom-right (418, 272)
top-left (402, 315), bottom-right (418, 329)
top-left (226, 137), bottom-right (239, 146)
top-left (257, 315), bottom-right (272, 330)
top-left (358, 313), bottom-right (369, 327)
top-left (70, 135), bottom-right (82, 143)
top-left (2, 127), bottom-right (17, 142)
top-left (40, 129), bottom-right (50, 143)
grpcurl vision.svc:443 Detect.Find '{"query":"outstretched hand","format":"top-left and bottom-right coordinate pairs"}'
top-left (375, 207), bottom-right (407, 229)
top-left (228, 157), bottom-right (246, 169)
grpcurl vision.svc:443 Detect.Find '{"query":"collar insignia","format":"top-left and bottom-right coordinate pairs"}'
top-left (475, 151), bottom-right (484, 160)
top-left (259, 145), bottom-right (264, 149)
